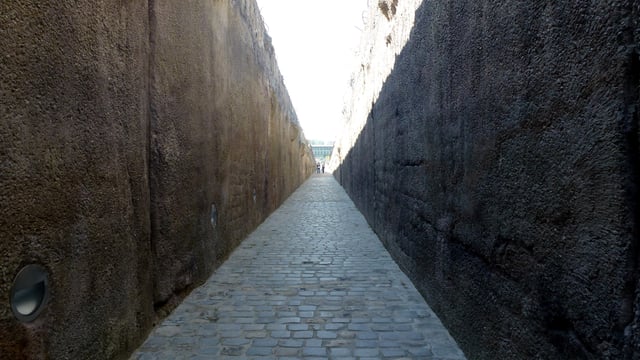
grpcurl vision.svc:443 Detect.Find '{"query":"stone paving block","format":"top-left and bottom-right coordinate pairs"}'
top-left (288, 324), bottom-right (309, 331)
top-left (277, 317), bottom-right (301, 324)
top-left (233, 317), bottom-right (254, 324)
top-left (243, 324), bottom-right (265, 331)
top-left (129, 175), bottom-right (466, 359)
top-left (220, 337), bottom-right (250, 346)
top-left (407, 346), bottom-right (434, 357)
top-left (381, 347), bottom-right (407, 357)
top-left (323, 339), bottom-right (354, 349)
top-left (356, 331), bottom-right (378, 340)
top-left (302, 347), bottom-right (328, 356)
top-left (218, 330), bottom-right (243, 338)
top-left (351, 317), bottom-right (370, 323)
top-left (355, 339), bottom-right (378, 348)
top-left (265, 324), bottom-right (286, 331)
top-left (305, 339), bottom-right (323, 347)
top-left (252, 338), bottom-right (278, 347)
top-left (274, 347), bottom-right (300, 356)
top-left (245, 330), bottom-right (267, 338)
top-left (277, 311), bottom-right (297, 317)
top-left (354, 348), bottom-right (380, 357)
top-left (217, 324), bottom-right (242, 331)
top-left (220, 346), bottom-right (243, 356)
top-left (326, 323), bottom-right (347, 331)
top-left (246, 346), bottom-right (273, 356)
top-left (279, 339), bottom-right (304, 348)
top-left (292, 330), bottom-right (314, 339)
top-left (330, 347), bottom-right (353, 356)
top-left (270, 330), bottom-right (291, 338)
top-left (331, 317), bottom-right (351, 323)
top-left (317, 330), bottom-right (338, 339)
top-left (348, 323), bottom-right (369, 331)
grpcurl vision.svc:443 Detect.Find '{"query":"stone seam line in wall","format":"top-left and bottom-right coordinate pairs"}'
top-left (147, 0), bottom-right (159, 316)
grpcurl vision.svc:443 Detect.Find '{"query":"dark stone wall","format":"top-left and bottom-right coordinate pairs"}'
top-left (148, 0), bottom-right (313, 314)
top-left (0, 2), bottom-right (152, 359)
top-left (0, 1), bottom-right (313, 359)
top-left (334, 0), bottom-right (640, 359)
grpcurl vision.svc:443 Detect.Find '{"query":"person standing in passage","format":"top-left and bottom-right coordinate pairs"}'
top-left (321, 164), bottom-right (325, 173)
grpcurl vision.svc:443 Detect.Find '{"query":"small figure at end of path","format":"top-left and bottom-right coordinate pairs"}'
top-left (322, 164), bottom-right (325, 173)
top-left (316, 163), bottom-right (320, 174)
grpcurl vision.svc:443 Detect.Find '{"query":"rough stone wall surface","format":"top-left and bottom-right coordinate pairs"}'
top-left (148, 0), bottom-right (313, 313)
top-left (0, 2), bottom-right (152, 359)
top-left (0, 0), bottom-right (313, 359)
top-left (332, 0), bottom-right (639, 359)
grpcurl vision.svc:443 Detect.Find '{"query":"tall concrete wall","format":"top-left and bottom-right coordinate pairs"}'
top-left (332, 0), bottom-right (639, 359)
top-left (0, 1), bottom-right (314, 359)
top-left (148, 0), bottom-right (313, 315)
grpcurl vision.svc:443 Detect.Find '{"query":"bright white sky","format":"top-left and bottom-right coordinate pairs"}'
top-left (257, 0), bottom-right (369, 142)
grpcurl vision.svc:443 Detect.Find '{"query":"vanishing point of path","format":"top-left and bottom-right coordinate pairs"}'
top-left (131, 174), bottom-right (466, 360)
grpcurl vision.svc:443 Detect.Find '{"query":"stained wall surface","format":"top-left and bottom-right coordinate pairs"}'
top-left (332, 0), bottom-right (639, 359)
top-left (0, 1), bottom-right (313, 359)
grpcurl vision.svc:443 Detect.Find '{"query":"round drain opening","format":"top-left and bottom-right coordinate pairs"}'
top-left (10, 264), bottom-right (50, 322)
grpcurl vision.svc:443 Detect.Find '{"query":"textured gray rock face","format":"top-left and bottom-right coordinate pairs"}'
top-left (333, 0), bottom-right (639, 359)
top-left (148, 0), bottom-right (313, 316)
top-left (0, 1), bottom-right (313, 359)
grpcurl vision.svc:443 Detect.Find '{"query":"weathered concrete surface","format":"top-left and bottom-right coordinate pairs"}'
top-left (332, 0), bottom-right (640, 359)
top-left (0, 2), bottom-right (152, 359)
top-left (0, 0), bottom-right (313, 359)
top-left (148, 0), bottom-right (314, 315)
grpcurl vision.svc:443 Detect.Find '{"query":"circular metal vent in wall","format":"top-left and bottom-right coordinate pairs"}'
top-left (10, 264), bottom-right (50, 322)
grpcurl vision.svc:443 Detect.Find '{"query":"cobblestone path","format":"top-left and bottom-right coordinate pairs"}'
top-left (131, 174), bottom-right (466, 360)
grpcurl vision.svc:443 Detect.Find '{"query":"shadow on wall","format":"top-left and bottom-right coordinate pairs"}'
top-left (334, 0), bottom-right (639, 359)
